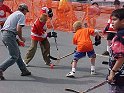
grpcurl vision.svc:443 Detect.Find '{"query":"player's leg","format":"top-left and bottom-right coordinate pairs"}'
top-left (24, 40), bottom-right (38, 66)
top-left (66, 52), bottom-right (86, 78)
top-left (87, 50), bottom-right (96, 75)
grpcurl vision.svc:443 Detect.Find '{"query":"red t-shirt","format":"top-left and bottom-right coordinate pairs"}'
top-left (0, 4), bottom-right (12, 21)
top-left (31, 18), bottom-right (47, 41)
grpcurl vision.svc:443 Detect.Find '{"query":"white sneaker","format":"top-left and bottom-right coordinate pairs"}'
top-left (66, 71), bottom-right (75, 78)
top-left (91, 70), bottom-right (96, 75)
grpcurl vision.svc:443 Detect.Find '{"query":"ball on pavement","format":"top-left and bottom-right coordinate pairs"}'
top-left (50, 64), bottom-right (54, 69)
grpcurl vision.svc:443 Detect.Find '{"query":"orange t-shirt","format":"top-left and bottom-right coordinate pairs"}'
top-left (73, 28), bottom-right (94, 52)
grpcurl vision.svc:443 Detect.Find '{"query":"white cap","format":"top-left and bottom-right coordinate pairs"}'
top-left (41, 7), bottom-right (49, 14)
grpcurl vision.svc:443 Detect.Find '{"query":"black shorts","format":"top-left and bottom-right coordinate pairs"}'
top-left (107, 32), bottom-right (116, 40)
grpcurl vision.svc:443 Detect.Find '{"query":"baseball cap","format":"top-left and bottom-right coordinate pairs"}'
top-left (41, 7), bottom-right (49, 14)
top-left (19, 3), bottom-right (29, 12)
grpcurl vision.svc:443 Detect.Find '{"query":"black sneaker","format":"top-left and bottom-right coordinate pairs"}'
top-left (0, 70), bottom-right (5, 80)
top-left (21, 71), bottom-right (31, 76)
top-left (102, 51), bottom-right (109, 56)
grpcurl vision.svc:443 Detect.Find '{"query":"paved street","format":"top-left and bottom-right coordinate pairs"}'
top-left (0, 26), bottom-right (109, 93)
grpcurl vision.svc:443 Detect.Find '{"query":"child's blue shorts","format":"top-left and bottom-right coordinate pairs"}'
top-left (73, 50), bottom-right (95, 61)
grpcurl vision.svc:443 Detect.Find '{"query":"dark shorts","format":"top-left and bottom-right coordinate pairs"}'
top-left (73, 50), bottom-right (95, 61)
top-left (107, 33), bottom-right (116, 40)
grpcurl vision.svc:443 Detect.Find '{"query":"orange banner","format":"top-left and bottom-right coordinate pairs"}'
top-left (4, 0), bottom-right (114, 32)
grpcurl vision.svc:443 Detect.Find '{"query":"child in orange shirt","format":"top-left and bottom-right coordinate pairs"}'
top-left (66, 21), bottom-right (101, 78)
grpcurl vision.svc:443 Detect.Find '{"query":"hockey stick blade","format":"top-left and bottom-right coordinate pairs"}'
top-left (65, 81), bottom-right (108, 93)
top-left (102, 61), bottom-right (109, 65)
top-left (83, 80), bottom-right (108, 93)
top-left (50, 52), bottom-right (74, 61)
top-left (65, 88), bottom-right (80, 93)
top-left (49, 55), bottom-right (58, 60)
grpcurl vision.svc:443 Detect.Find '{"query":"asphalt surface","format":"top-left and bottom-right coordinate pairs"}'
top-left (0, 26), bottom-right (109, 93)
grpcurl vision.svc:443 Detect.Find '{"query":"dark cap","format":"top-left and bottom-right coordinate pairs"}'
top-left (18, 3), bottom-right (29, 12)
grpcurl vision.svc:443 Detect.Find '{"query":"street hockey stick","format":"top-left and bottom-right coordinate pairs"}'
top-left (65, 80), bottom-right (108, 93)
top-left (49, 18), bottom-right (61, 65)
top-left (52, 51), bottom-right (75, 66)
top-left (50, 18), bottom-right (59, 52)
top-left (49, 52), bottom-right (74, 60)
top-left (57, 52), bottom-right (74, 60)
top-left (49, 55), bottom-right (58, 60)
top-left (65, 69), bottom-right (123, 93)
top-left (102, 61), bottom-right (109, 65)
top-left (65, 88), bottom-right (80, 93)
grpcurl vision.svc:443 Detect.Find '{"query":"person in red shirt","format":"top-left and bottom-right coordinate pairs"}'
top-left (0, 0), bottom-right (12, 28)
top-left (23, 7), bottom-right (57, 66)
top-left (66, 21), bottom-right (101, 78)
top-left (82, 2), bottom-right (101, 29)
top-left (102, 0), bottom-right (121, 56)
top-left (102, 0), bottom-right (121, 65)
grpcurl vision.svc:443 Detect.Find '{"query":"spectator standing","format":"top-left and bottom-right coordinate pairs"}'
top-left (102, 0), bottom-right (121, 56)
top-left (0, 0), bottom-right (12, 29)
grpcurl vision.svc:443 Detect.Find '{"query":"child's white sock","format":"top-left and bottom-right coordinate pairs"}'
top-left (91, 66), bottom-right (96, 75)
top-left (107, 46), bottom-right (109, 52)
top-left (72, 68), bottom-right (76, 72)
top-left (91, 66), bottom-right (95, 71)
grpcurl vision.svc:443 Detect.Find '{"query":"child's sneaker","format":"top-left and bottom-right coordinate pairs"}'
top-left (91, 70), bottom-right (96, 75)
top-left (66, 71), bottom-right (75, 78)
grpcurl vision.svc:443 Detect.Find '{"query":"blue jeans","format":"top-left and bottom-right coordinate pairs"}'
top-left (0, 31), bottom-right (27, 72)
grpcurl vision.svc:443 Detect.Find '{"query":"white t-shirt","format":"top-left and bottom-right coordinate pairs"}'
top-left (1, 11), bottom-right (25, 33)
